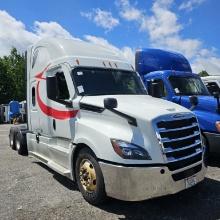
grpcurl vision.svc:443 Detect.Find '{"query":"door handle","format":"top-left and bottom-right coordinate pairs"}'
top-left (53, 119), bottom-right (56, 130)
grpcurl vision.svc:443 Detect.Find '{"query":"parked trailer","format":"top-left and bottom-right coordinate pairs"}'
top-left (9, 38), bottom-right (206, 205)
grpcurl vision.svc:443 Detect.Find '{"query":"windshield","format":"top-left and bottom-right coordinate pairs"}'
top-left (169, 76), bottom-right (210, 96)
top-left (72, 68), bottom-right (147, 96)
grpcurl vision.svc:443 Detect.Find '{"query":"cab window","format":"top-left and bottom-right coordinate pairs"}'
top-left (56, 72), bottom-right (70, 100)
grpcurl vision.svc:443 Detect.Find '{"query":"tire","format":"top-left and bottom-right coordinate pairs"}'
top-left (15, 131), bottom-right (28, 155)
top-left (9, 127), bottom-right (18, 150)
top-left (75, 148), bottom-right (106, 205)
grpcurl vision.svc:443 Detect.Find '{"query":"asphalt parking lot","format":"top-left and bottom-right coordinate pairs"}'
top-left (1, 124), bottom-right (220, 220)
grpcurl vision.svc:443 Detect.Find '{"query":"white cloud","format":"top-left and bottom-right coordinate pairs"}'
top-left (0, 10), bottom-right (134, 67)
top-left (141, 1), bottom-right (182, 40)
top-left (1, 7), bottom-right (219, 75)
top-left (179, 0), bottom-right (206, 12)
top-left (116, 0), bottom-right (143, 21)
top-left (0, 10), bottom-right (81, 56)
top-left (84, 35), bottom-right (135, 65)
top-left (33, 21), bottom-right (75, 39)
top-left (0, 10), bottom-right (38, 56)
top-left (115, 0), bottom-right (220, 75)
top-left (81, 8), bottom-right (119, 32)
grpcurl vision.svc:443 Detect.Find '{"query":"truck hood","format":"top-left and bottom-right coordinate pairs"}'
top-left (80, 95), bottom-right (191, 121)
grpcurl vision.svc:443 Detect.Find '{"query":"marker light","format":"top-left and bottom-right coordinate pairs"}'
top-left (111, 139), bottom-right (151, 160)
top-left (216, 121), bottom-right (220, 132)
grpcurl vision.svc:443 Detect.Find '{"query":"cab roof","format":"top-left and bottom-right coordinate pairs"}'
top-left (31, 38), bottom-right (128, 64)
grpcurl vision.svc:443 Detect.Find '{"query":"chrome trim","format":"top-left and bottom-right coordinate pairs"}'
top-left (171, 161), bottom-right (203, 174)
top-left (167, 149), bottom-right (202, 163)
top-left (99, 161), bottom-right (206, 201)
top-left (158, 123), bottom-right (198, 132)
top-left (163, 140), bottom-right (201, 153)
top-left (157, 114), bottom-right (196, 122)
top-left (152, 112), bottom-right (203, 171)
top-left (161, 131), bottom-right (200, 142)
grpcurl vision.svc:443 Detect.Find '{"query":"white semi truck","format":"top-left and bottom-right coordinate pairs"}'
top-left (9, 38), bottom-right (206, 205)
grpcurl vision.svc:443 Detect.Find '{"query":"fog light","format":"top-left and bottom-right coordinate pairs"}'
top-left (216, 121), bottom-right (220, 132)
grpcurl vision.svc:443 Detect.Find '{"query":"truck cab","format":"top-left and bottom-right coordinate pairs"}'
top-left (136, 48), bottom-right (220, 155)
top-left (10, 39), bottom-right (206, 205)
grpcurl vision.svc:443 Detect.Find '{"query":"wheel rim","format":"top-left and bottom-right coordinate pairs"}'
top-left (16, 139), bottom-right (20, 150)
top-left (79, 159), bottom-right (97, 192)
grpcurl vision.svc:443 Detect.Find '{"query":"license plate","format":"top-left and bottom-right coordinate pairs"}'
top-left (185, 176), bottom-right (197, 189)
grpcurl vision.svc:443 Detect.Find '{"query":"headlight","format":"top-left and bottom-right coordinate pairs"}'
top-left (216, 121), bottom-right (220, 132)
top-left (111, 139), bottom-right (152, 160)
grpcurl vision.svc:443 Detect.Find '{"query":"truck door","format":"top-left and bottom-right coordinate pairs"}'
top-left (46, 64), bottom-right (77, 168)
top-left (47, 64), bottom-right (77, 139)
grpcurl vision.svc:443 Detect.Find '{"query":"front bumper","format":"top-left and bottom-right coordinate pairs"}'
top-left (204, 132), bottom-right (220, 154)
top-left (99, 161), bottom-right (206, 201)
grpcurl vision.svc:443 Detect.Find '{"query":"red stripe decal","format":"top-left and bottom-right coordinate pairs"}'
top-left (35, 64), bottom-right (51, 80)
top-left (35, 64), bottom-right (78, 120)
top-left (36, 82), bottom-right (78, 120)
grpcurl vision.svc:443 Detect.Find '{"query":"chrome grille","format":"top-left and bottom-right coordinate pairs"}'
top-left (155, 113), bottom-right (203, 174)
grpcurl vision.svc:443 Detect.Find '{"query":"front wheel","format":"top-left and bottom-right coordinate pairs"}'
top-left (75, 148), bottom-right (106, 205)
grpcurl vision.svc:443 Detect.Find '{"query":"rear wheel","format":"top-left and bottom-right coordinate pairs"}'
top-left (15, 131), bottom-right (28, 155)
top-left (75, 148), bottom-right (106, 205)
top-left (9, 127), bottom-right (18, 150)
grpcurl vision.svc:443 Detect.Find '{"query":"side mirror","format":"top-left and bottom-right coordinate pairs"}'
top-left (104, 98), bottom-right (118, 109)
top-left (189, 95), bottom-right (198, 110)
top-left (149, 82), bottom-right (164, 98)
top-left (47, 76), bottom-right (57, 101)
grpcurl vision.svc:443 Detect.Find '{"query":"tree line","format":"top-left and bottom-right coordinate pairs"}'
top-left (0, 48), bottom-right (26, 104)
top-left (0, 47), bottom-right (210, 104)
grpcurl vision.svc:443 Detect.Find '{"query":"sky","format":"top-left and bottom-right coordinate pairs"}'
top-left (0, 0), bottom-right (219, 74)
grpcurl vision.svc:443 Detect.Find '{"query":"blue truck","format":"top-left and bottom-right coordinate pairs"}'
top-left (135, 48), bottom-right (220, 155)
